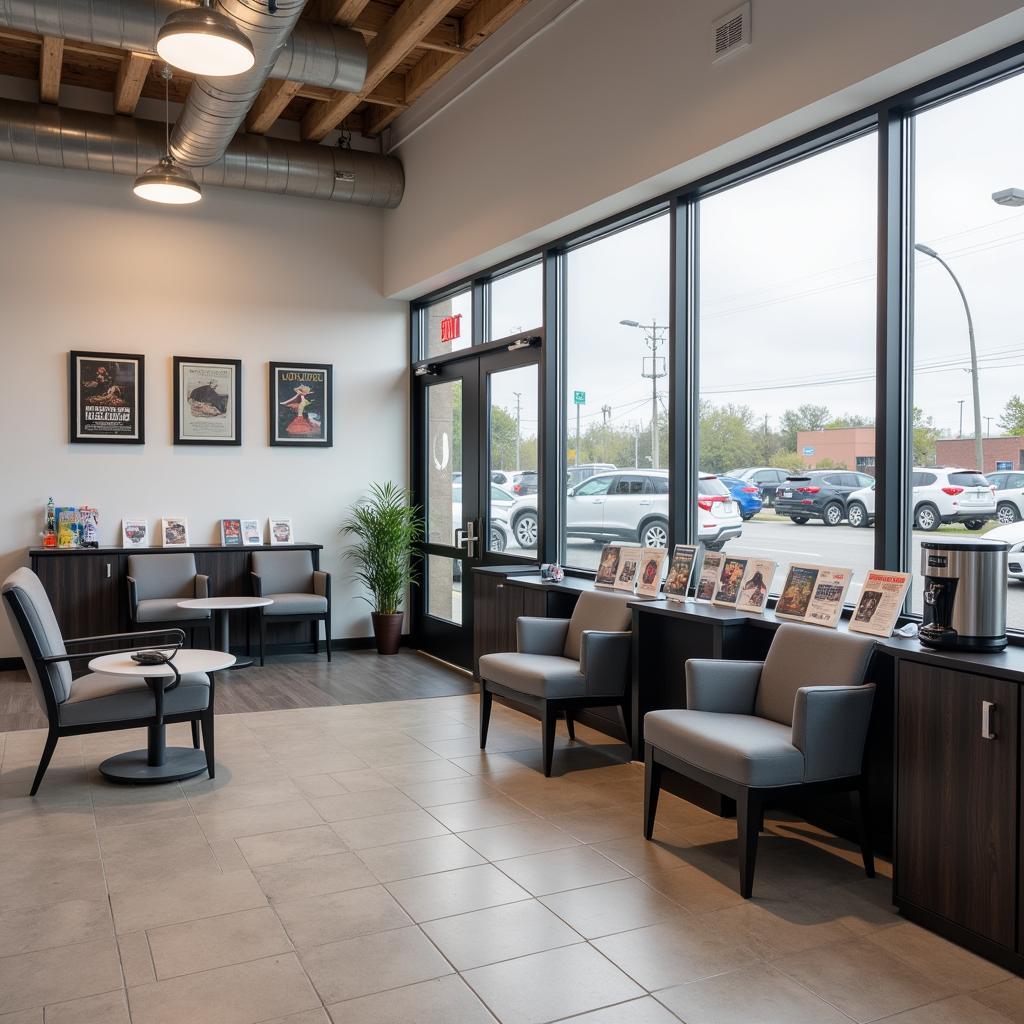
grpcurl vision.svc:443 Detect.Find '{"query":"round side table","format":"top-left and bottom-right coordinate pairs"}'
top-left (177, 596), bottom-right (273, 669)
top-left (89, 649), bottom-right (235, 784)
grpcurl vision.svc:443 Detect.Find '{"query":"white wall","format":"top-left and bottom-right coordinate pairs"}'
top-left (383, 0), bottom-right (1024, 298)
top-left (0, 162), bottom-right (408, 657)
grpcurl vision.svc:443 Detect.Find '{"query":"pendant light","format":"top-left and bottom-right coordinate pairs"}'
top-left (133, 67), bottom-right (202, 206)
top-left (157, 0), bottom-right (255, 77)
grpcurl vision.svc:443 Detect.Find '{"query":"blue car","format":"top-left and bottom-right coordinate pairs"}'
top-left (719, 475), bottom-right (764, 521)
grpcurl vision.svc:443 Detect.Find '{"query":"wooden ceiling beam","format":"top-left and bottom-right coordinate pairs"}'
top-left (351, 1), bottom-right (463, 54)
top-left (38, 35), bottom-right (63, 103)
top-left (302, 0), bottom-right (461, 141)
top-left (246, 78), bottom-right (303, 133)
top-left (322, 0), bottom-right (372, 25)
top-left (113, 51), bottom-right (153, 115)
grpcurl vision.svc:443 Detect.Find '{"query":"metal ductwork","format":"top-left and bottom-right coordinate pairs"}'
top-left (0, 98), bottom-right (404, 206)
top-left (0, 0), bottom-right (367, 93)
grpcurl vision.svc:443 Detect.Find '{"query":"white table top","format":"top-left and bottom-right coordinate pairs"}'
top-left (177, 597), bottom-right (274, 610)
top-left (89, 649), bottom-right (236, 677)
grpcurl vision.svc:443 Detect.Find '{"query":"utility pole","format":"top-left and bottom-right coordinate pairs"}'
top-left (512, 391), bottom-right (522, 471)
top-left (985, 416), bottom-right (993, 437)
top-left (958, 400), bottom-right (965, 438)
top-left (620, 319), bottom-right (668, 470)
top-left (634, 423), bottom-right (640, 468)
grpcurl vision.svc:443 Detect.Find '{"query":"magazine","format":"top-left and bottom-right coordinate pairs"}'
top-left (662, 544), bottom-right (698, 602)
top-left (805, 566), bottom-right (854, 628)
top-left (220, 518), bottom-right (243, 547)
top-left (161, 517), bottom-right (189, 547)
top-left (268, 517), bottom-right (294, 545)
top-left (695, 550), bottom-right (724, 602)
top-left (775, 564), bottom-right (820, 620)
top-left (635, 547), bottom-right (669, 599)
top-left (614, 546), bottom-right (643, 593)
top-left (735, 558), bottom-right (777, 614)
top-left (713, 555), bottom-right (749, 607)
top-left (595, 544), bottom-right (622, 588)
top-left (850, 570), bottom-right (912, 637)
top-left (122, 517), bottom-right (149, 548)
top-left (241, 519), bottom-right (262, 546)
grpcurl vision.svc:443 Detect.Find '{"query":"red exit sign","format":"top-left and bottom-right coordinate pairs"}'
top-left (440, 313), bottom-right (462, 342)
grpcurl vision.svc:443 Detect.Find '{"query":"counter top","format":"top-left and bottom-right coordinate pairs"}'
top-left (30, 543), bottom-right (323, 555)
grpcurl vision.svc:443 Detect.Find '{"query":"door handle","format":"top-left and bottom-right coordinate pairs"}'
top-left (106, 563), bottom-right (112, 579)
top-left (591, 499), bottom-right (605, 505)
top-left (456, 520), bottom-right (478, 559)
top-left (982, 700), bottom-right (996, 740)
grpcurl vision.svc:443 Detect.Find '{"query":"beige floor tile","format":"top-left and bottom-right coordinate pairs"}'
top-left (549, 806), bottom-right (645, 845)
top-left (459, 819), bottom-right (581, 861)
top-left (355, 743), bottom-right (442, 768)
top-left (540, 878), bottom-right (686, 939)
top-left (127, 953), bottom-right (321, 1024)
top-left (428, 797), bottom-right (537, 832)
top-left (273, 885), bottom-right (411, 949)
top-left (463, 942), bottom-right (643, 1024)
top-left (0, 1010), bottom-right (41, 1024)
top-left (292, 774), bottom-right (348, 798)
top-left (299, 924), bottom-right (452, 1003)
top-left (184, 778), bottom-right (303, 813)
top-left (399, 776), bottom-right (498, 807)
top-left (774, 936), bottom-right (957, 1022)
top-left (236, 825), bottom-right (348, 867)
top-left (97, 817), bottom-right (222, 894)
top-left (274, 752), bottom-right (369, 777)
top-left (877, 993), bottom-right (1016, 1023)
top-left (640, 862), bottom-right (747, 914)
top-left (590, 831), bottom-right (695, 878)
top-left (329, 768), bottom-right (399, 791)
top-left (657, 962), bottom-right (851, 1023)
top-left (264, 1011), bottom-right (332, 1024)
top-left (0, 830), bottom-right (106, 912)
top-left (254, 851), bottom-right (378, 902)
top-left (494, 845), bottom-right (630, 897)
top-left (44, 989), bottom-right (130, 1024)
top-left (118, 930), bottom-right (156, 986)
top-left (325, 974), bottom-right (496, 1024)
top-left (308, 788), bottom-right (419, 822)
top-left (562, 997), bottom-right (683, 1022)
top-left (974, 979), bottom-right (1024, 1022)
top-left (0, 897), bottom-right (111, 957)
top-left (111, 870), bottom-right (266, 934)
top-left (421, 899), bottom-right (581, 971)
top-left (195, 799), bottom-right (324, 843)
top-left (386, 863), bottom-right (530, 923)
top-left (802, 877), bottom-right (900, 936)
top-left (356, 834), bottom-right (485, 883)
top-left (0, 937), bottom-right (122, 1015)
top-left (0, 800), bottom-right (96, 840)
top-left (147, 906), bottom-right (293, 979)
top-left (330, 809), bottom-right (449, 850)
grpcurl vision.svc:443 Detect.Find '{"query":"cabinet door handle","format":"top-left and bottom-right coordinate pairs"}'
top-left (496, 584), bottom-right (504, 590)
top-left (106, 563), bottom-right (112, 579)
top-left (982, 700), bottom-right (996, 740)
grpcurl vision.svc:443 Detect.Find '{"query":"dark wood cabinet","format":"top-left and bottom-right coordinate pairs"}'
top-left (896, 661), bottom-right (1019, 951)
top-left (473, 573), bottom-right (547, 674)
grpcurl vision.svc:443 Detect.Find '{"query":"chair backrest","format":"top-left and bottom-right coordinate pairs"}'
top-left (564, 590), bottom-right (633, 661)
top-left (128, 553), bottom-right (198, 602)
top-left (2, 567), bottom-right (72, 714)
top-left (756, 622), bottom-right (875, 725)
top-left (252, 549), bottom-right (314, 595)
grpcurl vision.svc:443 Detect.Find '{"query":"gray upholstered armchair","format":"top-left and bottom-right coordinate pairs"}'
top-left (251, 550), bottom-right (331, 665)
top-left (478, 589), bottom-right (633, 776)
top-left (643, 622), bottom-right (876, 898)
top-left (127, 553), bottom-right (213, 649)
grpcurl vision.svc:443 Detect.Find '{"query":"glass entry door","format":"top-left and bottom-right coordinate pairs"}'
top-left (414, 345), bottom-right (540, 668)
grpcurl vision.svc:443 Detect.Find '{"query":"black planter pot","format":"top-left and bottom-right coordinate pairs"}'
top-left (371, 612), bottom-right (403, 655)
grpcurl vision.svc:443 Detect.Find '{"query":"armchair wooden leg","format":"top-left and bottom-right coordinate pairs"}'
top-left (30, 727), bottom-right (59, 796)
top-left (191, 721), bottom-right (200, 749)
top-left (325, 611), bottom-right (332, 663)
top-left (856, 776), bottom-right (875, 879)
top-left (541, 705), bottom-right (556, 777)
top-left (643, 745), bottom-right (662, 840)
top-left (479, 681), bottom-right (493, 749)
top-left (246, 612), bottom-right (252, 658)
top-left (564, 711), bottom-right (576, 742)
top-left (259, 613), bottom-right (266, 668)
top-left (312, 618), bottom-right (319, 655)
top-left (737, 788), bottom-right (762, 899)
top-left (200, 711), bottom-right (215, 780)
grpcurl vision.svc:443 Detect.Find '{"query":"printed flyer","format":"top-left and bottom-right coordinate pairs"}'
top-left (735, 558), bottom-right (777, 614)
top-left (662, 544), bottom-right (698, 602)
top-left (695, 550), bottom-right (724, 602)
top-left (850, 570), bottom-right (912, 637)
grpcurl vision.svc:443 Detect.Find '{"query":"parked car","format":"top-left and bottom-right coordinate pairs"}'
top-left (910, 467), bottom-right (996, 531)
top-left (566, 463), bottom-right (616, 489)
top-left (491, 471), bottom-right (514, 488)
top-left (511, 470), bottom-right (538, 496)
top-left (986, 470), bottom-right (1024, 525)
top-left (726, 467), bottom-right (792, 507)
top-left (845, 483), bottom-right (875, 528)
top-left (719, 475), bottom-right (764, 521)
top-left (985, 521), bottom-right (1024, 582)
top-left (507, 470), bottom-right (742, 551)
top-left (452, 483), bottom-right (516, 545)
top-left (775, 470), bottom-right (877, 526)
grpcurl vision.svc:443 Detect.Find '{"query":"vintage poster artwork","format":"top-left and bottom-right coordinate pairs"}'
top-left (695, 551), bottom-right (724, 602)
top-left (268, 517), bottom-right (294, 545)
top-left (161, 517), bottom-right (189, 547)
top-left (850, 571), bottom-right (912, 637)
top-left (805, 566), bottom-right (854, 628)
top-left (636, 547), bottom-right (668, 600)
top-left (614, 546), bottom-right (643, 593)
top-left (221, 519), bottom-right (243, 546)
top-left (735, 558), bottom-right (777, 614)
top-left (175, 358), bottom-right (241, 445)
top-left (595, 545), bottom-right (622, 588)
top-left (122, 518), bottom-right (149, 548)
top-left (663, 545), bottom-right (698, 602)
top-left (70, 351), bottom-right (144, 444)
top-left (775, 565), bottom-right (820, 620)
top-left (270, 363), bottom-right (333, 447)
top-left (241, 519), bottom-right (262, 546)
top-left (713, 556), bottom-right (748, 607)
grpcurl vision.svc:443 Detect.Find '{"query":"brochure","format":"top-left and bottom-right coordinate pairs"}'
top-left (850, 570), bottom-right (912, 638)
top-left (775, 564), bottom-right (820, 620)
top-left (595, 544), bottom-right (622, 588)
top-left (635, 547), bottom-right (669, 600)
top-left (614, 546), bottom-right (643, 593)
top-left (776, 563), bottom-right (853, 628)
top-left (220, 518), bottom-right (243, 546)
top-left (694, 550), bottom-right (724, 602)
top-left (735, 558), bottom-right (777, 614)
top-left (713, 555), bottom-right (749, 608)
top-left (241, 518), bottom-right (262, 546)
top-left (662, 544), bottom-right (698, 602)
top-left (269, 517), bottom-right (294, 545)
top-left (122, 517), bottom-right (149, 548)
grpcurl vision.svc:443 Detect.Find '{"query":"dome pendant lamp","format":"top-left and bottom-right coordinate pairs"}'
top-left (157, 0), bottom-right (255, 77)
top-left (133, 67), bottom-right (202, 205)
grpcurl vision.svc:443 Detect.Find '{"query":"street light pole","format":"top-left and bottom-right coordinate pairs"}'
top-left (915, 244), bottom-right (984, 472)
top-left (512, 391), bottom-right (522, 471)
top-left (620, 319), bottom-right (668, 470)
top-left (958, 400), bottom-right (965, 438)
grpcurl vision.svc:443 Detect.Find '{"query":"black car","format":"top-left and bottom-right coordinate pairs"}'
top-left (774, 470), bottom-right (876, 526)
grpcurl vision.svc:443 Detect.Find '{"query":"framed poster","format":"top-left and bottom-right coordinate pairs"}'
top-left (269, 362), bottom-right (333, 447)
top-left (220, 519), bottom-right (243, 546)
top-left (122, 518), bottom-right (149, 548)
top-left (268, 516), bottom-right (294, 545)
top-left (161, 517), bottom-right (190, 547)
top-left (69, 351), bottom-right (144, 444)
top-left (174, 357), bottom-right (241, 446)
top-left (241, 518), bottom-right (262, 546)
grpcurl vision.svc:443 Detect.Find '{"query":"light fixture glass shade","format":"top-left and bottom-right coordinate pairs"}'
top-left (133, 156), bottom-right (202, 205)
top-left (156, 7), bottom-right (255, 76)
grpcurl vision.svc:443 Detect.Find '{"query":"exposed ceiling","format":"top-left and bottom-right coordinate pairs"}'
top-left (0, 0), bottom-right (533, 142)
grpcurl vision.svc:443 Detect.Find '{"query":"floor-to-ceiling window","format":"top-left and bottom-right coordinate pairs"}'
top-left (422, 289), bottom-right (473, 358)
top-left (487, 262), bottom-right (543, 341)
top-left (697, 133), bottom-right (878, 601)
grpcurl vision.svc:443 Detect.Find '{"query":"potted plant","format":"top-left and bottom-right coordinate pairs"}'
top-left (341, 482), bottom-right (423, 655)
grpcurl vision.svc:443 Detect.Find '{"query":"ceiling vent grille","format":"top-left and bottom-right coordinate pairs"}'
top-left (712, 2), bottom-right (751, 63)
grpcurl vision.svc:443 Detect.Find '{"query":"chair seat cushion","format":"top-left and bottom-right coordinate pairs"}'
top-left (478, 652), bottom-right (584, 698)
top-left (60, 671), bottom-right (210, 727)
top-left (644, 709), bottom-right (804, 787)
top-left (136, 598), bottom-right (210, 623)
top-left (263, 593), bottom-right (328, 615)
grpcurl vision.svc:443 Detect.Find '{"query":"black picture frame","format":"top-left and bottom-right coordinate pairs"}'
top-left (269, 362), bottom-right (333, 448)
top-left (69, 350), bottom-right (145, 444)
top-left (173, 356), bottom-right (242, 447)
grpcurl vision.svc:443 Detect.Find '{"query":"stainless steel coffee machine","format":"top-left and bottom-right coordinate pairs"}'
top-left (919, 538), bottom-right (1009, 652)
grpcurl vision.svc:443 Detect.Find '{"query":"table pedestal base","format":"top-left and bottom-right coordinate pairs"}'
top-left (99, 747), bottom-right (208, 784)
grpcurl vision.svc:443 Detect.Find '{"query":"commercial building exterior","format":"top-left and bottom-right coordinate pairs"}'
top-left (935, 436), bottom-right (1024, 472)
top-left (797, 428), bottom-right (876, 474)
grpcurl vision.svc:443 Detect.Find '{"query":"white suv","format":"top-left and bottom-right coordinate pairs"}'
top-left (986, 471), bottom-right (1024, 525)
top-left (844, 468), bottom-right (996, 531)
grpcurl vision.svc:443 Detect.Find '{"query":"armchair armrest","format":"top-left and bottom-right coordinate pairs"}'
top-left (580, 630), bottom-right (631, 697)
top-left (126, 576), bottom-right (138, 621)
top-left (792, 684), bottom-right (876, 783)
top-left (195, 574), bottom-right (210, 599)
top-left (685, 660), bottom-right (763, 714)
top-left (313, 571), bottom-right (330, 599)
top-left (517, 617), bottom-right (570, 656)
top-left (251, 572), bottom-right (263, 597)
